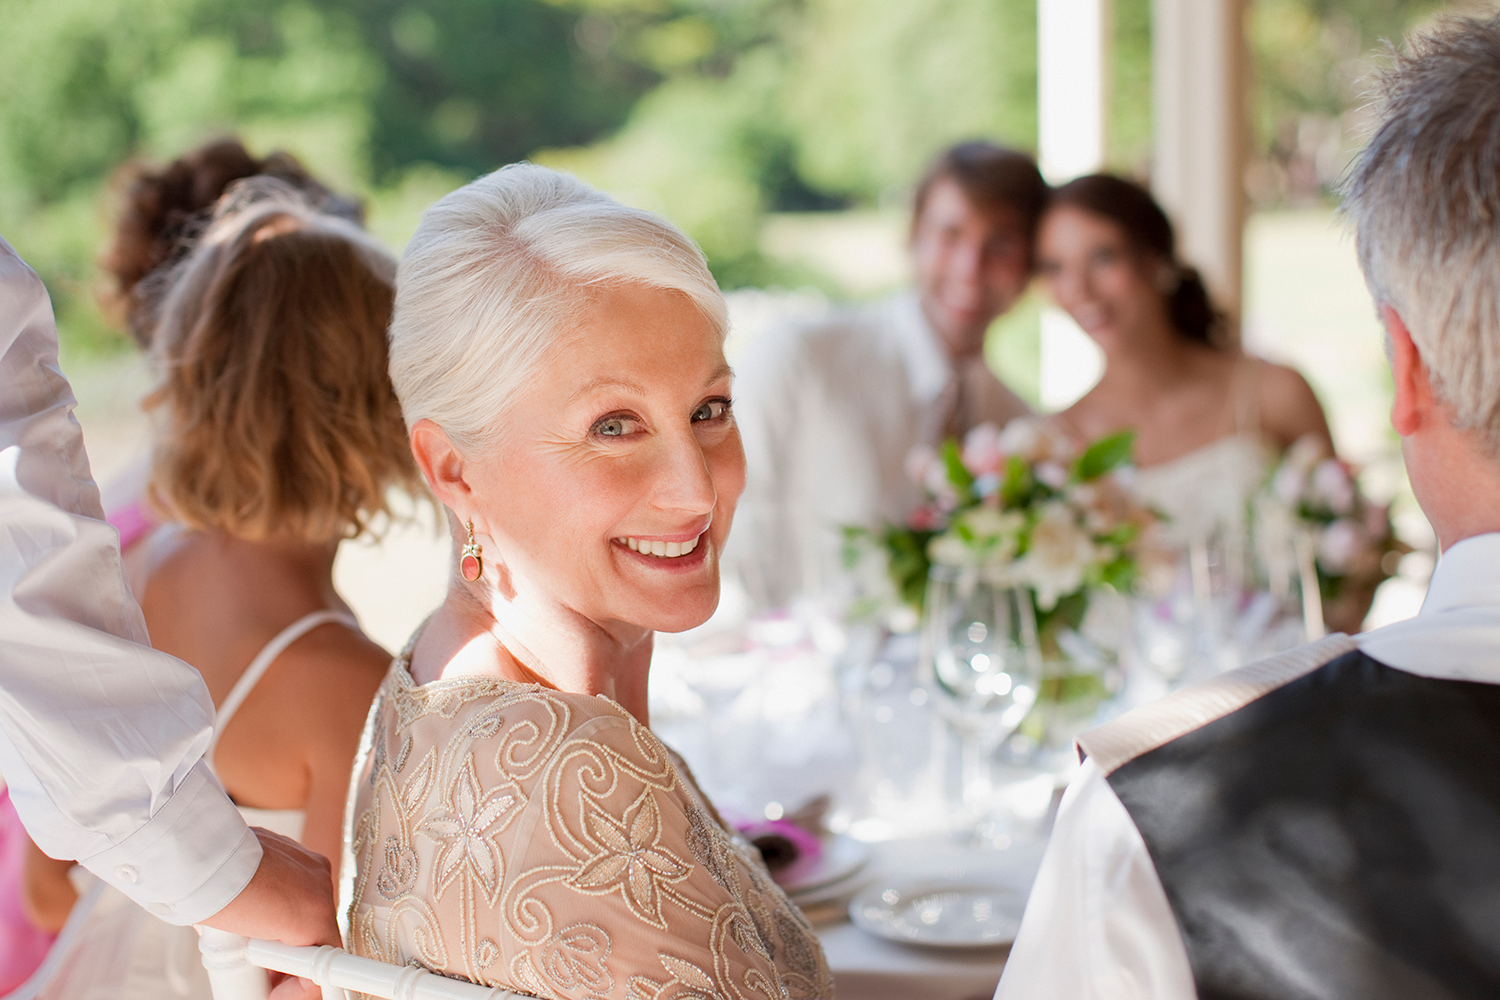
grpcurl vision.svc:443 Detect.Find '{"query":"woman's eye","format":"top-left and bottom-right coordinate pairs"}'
top-left (592, 415), bottom-right (642, 438)
top-left (692, 398), bottom-right (731, 423)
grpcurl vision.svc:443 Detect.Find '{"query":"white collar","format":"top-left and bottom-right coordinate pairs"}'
top-left (887, 291), bottom-right (974, 407)
top-left (1419, 533), bottom-right (1500, 614)
top-left (1358, 532), bottom-right (1500, 684)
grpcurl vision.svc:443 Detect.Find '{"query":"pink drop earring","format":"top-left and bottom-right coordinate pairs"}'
top-left (460, 520), bottom-right (483, 582)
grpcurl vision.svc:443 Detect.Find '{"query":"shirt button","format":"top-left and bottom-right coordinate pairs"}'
top-left (115, 865), bottom-right (140, 884)
top-left (148, 903), bottom-right (171, 917)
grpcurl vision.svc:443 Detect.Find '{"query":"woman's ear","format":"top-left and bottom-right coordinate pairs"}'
top-left (410, 419), bottom-right (472, 511)
top-left (1384, 304), bottom-right (1431, 438)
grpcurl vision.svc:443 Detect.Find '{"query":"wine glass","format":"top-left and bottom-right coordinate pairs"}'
top-left (922, 565), bottom-right (1042, 836)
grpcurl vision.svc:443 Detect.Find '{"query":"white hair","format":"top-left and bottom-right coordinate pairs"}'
top-left (388, 163), bottom-right (727, 454)
top-left (1341, 12), bottom-right (1500, 456)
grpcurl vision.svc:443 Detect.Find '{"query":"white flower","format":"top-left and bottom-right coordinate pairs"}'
top-left (1015, 503), bottom-right (1097, 610)
top-left (1271, 463), bottom-right (1307, 507)
top-left (1285, 435), bottom-right (1328, 476)
top-left (906, 444), bottom-right (956, 502)
top-left (928, 535), bottom-right (976, 567)
top-left (963, 506), bottom-right (1025, 541)
top-left (997, 416), bottom-right (1074, 465)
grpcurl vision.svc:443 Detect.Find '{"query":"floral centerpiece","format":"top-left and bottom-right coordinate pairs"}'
top-left (1258, 436), bottom-right (1409, 634)
top-left (845, 417), bottom-right (1168, 731)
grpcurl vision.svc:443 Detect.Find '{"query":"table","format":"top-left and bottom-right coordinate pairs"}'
top-left (806, 835), bottom-right (1047, 1000)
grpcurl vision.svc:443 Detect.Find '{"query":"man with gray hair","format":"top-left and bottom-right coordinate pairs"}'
top-left (994, 14), bottom-right (1500, 999)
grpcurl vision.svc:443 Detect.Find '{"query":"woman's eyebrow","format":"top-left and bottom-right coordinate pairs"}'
top-left (567, 376), bottom-right (649, 403)
top-left (567, 365), bottom-right (733, 404)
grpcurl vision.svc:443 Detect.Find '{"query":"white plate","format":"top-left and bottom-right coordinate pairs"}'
top-left (776, 835), bottom-right (871, 894)
top-left (849, 878), bottom-right (1025, 949)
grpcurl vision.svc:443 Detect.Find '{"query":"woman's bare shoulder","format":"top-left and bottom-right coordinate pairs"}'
top-left (252, 623), bottom-right (391, 734)
top-left (1254, 358), bottom-right (1334, 451)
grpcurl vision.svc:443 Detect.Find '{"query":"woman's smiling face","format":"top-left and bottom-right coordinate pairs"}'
top-left (469, 282), bottom-right (744, 635)
top-left (1036, 204), bottom-right (1169, 355)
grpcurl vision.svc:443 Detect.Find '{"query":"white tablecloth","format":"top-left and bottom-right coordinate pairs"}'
top-left (810, 835), bottom-right (1045, 1000)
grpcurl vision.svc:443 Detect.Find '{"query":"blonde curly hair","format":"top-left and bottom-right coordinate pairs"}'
top-left (146, 180), bottom-right (420, 542)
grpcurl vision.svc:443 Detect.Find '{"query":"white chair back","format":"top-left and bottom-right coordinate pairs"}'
top-left (197, 929), bottom-right (517, 1000)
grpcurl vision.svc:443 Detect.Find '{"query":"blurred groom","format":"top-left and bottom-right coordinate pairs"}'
top-left (996, 13), bottom-right (1500, 999)
top-left (729, 142), bottom-right (1047, 608)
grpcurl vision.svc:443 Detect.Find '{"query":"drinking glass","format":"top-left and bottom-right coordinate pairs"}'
top-left (922, 565), bottom-right (1042, 833)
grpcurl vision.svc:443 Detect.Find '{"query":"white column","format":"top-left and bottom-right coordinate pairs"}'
top-left (1038, 0), bottom-right (1108, 184)
top-left (1037, 0), bottom-right (1110, 409)
top-left (1151, 0), bottom-right (1248, 320)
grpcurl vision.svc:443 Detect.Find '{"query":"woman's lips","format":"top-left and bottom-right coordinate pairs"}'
top-left (612, 531), bottom-right (712, 571)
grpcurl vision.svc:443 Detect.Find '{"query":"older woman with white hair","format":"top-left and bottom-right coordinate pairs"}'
top-left (343, 164), bottom-right (832, 1000)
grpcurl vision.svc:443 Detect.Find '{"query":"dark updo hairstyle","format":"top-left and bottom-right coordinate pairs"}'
top-left (1049, 173), bottom-right (1224, 347)
top-left (103, 137), bottom-right (364, 348)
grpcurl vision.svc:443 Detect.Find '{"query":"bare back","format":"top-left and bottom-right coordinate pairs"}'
top-left (134, 527), bottom-right (389, 867)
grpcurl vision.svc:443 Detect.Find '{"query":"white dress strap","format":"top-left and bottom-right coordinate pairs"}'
top-left (205, 609), bottom-right (360, 771)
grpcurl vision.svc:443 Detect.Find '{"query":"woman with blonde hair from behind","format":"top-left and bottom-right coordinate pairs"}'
top-left (10, 179), bottom-right (421, 1000)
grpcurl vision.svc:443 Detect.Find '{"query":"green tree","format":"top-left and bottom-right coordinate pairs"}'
top-left (0, 0), bottom-right (380, 353)
top-left (324, 0), bottom-right (667, 182)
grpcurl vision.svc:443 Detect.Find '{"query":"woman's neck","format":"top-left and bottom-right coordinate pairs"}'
top-left (1097, 322), bottom-right (1207, 400)
top-left (414, 583), bottom-right (655, 724)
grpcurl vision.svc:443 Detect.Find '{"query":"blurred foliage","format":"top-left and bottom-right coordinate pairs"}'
top-left (1247, 0), bottom-right (1447, 205)
top-left (0, 0), bottom-right (1465, 356)
top-left (1109, 0), bottom-right (1153, 176)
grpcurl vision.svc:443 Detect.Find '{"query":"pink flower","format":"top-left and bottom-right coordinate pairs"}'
top-left (1311, 459), bottom-right (1355, 515)
top-left (905, 444), bottom-right (956, 501)
top-left (1317, 518), bottom-right (1365, 575)
top-left (962, 422), bottom-right (1006, 477)
top-left (1035, 461), bottom-right (1069, 489)
top-left (908, 503), bottom-right (945, 531)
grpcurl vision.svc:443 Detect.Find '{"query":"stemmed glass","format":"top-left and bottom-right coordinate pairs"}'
top-left (922, 565), bottom-right (1042, 836)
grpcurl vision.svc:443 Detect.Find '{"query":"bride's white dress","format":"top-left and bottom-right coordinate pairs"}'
top-left (1115, 359), bottom-right (1309, 684)
top-left (1130, 357), bottom-right (1274, 544)
top-left (1132, 434), bottom-right (1273, 546)
top-left (4, 610), bottom-right (354, 1000)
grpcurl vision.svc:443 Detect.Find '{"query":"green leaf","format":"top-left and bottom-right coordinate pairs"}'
top-left (1000, 455), bottom-right (1033, 508)
top-left (940, 438), bottom-right (974, 496)
top-left (840, 525), bottom-right (873, 569)
top-left (880, 526), bottom-right (935, 612)
top-left (1074, 430), bottom-right (1136, 481)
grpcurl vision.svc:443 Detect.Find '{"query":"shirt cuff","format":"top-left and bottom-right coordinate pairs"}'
top-left (75, 759), bottom-right (262, 925)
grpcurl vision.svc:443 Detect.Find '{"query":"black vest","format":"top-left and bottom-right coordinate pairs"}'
top-left (1107, 649), bottom-right (1500, 1000)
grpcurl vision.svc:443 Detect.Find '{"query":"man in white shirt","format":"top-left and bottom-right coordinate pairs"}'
top-left (996, 14), bottom-right (1500, 999)
top-left (729, 142), bottom-right (1044, 607)
top-left (1, 237), bottom-right (335, 996)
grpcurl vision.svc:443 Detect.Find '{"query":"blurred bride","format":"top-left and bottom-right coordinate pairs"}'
top-left (1035, 173), bottom-right (1334, 543)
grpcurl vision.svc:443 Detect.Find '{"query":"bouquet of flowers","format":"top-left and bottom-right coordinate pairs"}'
top-left (1258, 436), bottom-right (1409, 634)
top-left (846, 417), bottom-right (1167, 664)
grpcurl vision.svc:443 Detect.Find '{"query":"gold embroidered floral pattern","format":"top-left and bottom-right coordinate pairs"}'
top-left (571, 790), bottom-right (690, 926)
top-left (418, 757), bottom-right (524, 905)
top-left (342, 653), bottom-right (832, 1000)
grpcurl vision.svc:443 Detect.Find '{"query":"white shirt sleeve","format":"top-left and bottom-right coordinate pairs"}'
top-left (994, 758), bottom-right (1199, 1000)
top-left (0, 236), bottom-right (261, 925)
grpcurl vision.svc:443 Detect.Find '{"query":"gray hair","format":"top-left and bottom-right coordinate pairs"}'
top-left (388, 163), bottom-right (727, 454)
top-left (1341, 12), bottom-right (1500, 456)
